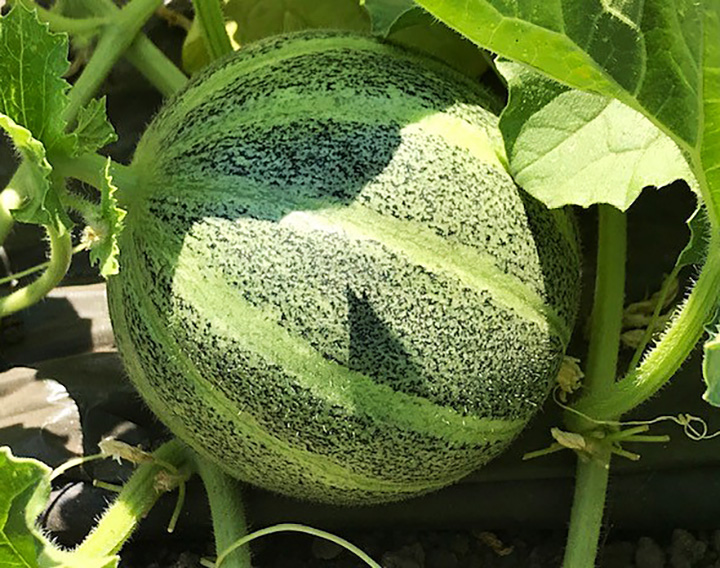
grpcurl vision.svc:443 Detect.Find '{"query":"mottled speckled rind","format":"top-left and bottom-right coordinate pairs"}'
top-left (108, 31), bottom-right (581, 505)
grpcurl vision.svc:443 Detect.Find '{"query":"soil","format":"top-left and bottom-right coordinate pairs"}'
top-left (117, 527), bottom-right (720, 568)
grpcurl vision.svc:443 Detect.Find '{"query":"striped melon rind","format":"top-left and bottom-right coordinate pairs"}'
top-left (108, 31), bottom-right (581, 505)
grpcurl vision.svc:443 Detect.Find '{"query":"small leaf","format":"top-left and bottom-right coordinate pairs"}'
top-left (362, 0), bottom-right (419, 36)
top-left (675, 206), bottom-right (711, 269)
top-left (497, 61), bottom-right (697, 210)
top-left (85, 159), bottom-right (126, 277)
top-left (72, 98), bottom-right (118, 155)
top-left (702, 318), bottom-right (720, 406)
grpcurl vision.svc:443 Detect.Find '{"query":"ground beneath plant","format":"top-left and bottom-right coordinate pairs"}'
top-left (116, 527), bottom-right (720, 568)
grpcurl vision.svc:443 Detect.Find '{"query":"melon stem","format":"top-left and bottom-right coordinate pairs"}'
top-left (52, 152), bottom-right (138, 205)
top-left (192, 456), bottom-right (253, 568)
top-left (562, 204), bottom-right (626, 568)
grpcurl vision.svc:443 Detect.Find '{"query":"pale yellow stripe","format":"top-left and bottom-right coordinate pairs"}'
top-left (279, 202), bottom-right (570, 343)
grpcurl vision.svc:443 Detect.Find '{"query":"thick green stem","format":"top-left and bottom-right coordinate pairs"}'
top-left (572, 227), bottom-right (720, 422)
top-left (192, 0), bottom-right (233, 60)
top-left (0, 224), bottom-right (72, 317)
top-left (193, 456), bottom-right (252, 568)
top-left (562, 205), bottom-right (627, 568)
top-left (123, 36), bottom-right (188, 97)
top-left (583, 205), bottom-right (627, 398)
top-left (74, 439), bottom-right (191, 558)
top-left (563, 447), bottom-right (612, 568)
top-left (52, 152), bottom-right (138, 204)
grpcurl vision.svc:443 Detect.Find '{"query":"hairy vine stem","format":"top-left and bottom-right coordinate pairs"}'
top-left (74, 439), bottom-right (192, 559)
top-left (570, 227), bottom-right (720, 424)
top-left (0, 223), bottom-right (72, 317)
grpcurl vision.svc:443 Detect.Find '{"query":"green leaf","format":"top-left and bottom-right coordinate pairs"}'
top-left (0, 5), bottom-right (74, 156)
top-left (0, 447), bottom-right (52, 568)
top-left (72, 98), bottom-right (117, 155)
top-left (87, 158), bottom-right (126, 277)
top-left (384, 9), bottom-right (490, 79)
top-left (702, 317), bottom-right (720, 406)
top-left (497, 61), bottom-right (697, 210)
top-left (675, 206), bottom-right (711, 269)
top-left (0, 117), bottom-right (67, 230)
top-left (413, 1), bottom-right (720, 227)
top-left (361, 0), bottom-right (419, 36)
top-left (0, 5), bottom-right (74, 229)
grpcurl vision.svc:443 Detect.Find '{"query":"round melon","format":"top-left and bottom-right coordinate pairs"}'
top-left (107, 31), bottom-right (581, 505)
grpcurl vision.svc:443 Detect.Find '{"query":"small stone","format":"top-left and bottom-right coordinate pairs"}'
top-left (636, 536), bottom-right (665, 568)
top-left (670, 529), bottom-right (707, 568)
top-left (426, 549), bottom-right (458, 568)
top-left (311, 537), bottom-right (343, 560)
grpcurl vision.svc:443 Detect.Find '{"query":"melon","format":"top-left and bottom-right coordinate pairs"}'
top-left (107, 31), bottom-right (581, 505)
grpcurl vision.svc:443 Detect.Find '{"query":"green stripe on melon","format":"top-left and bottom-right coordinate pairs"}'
top-left (108, 30), bottom-right (581, 505)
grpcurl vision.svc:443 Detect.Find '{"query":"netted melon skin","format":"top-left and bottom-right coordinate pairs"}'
top-left (108, 31), bottom-right (581, 505)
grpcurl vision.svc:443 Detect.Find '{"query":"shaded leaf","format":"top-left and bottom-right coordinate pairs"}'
top-left (497, 61), bottom-right (696, 210)
top-left (362, 0), bottom-right (419, 36)
top-left (413, 1), bottom-right (720, 226)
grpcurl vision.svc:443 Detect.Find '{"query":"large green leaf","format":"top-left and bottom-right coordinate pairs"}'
top-left (414, 0), bottom-right (720, 226)
top-left (497, 61), bottom-right (696, 210)
top-left (0, 5), bottom-right (73, 156)
top-left (0, 5), bottom-right (73, 229)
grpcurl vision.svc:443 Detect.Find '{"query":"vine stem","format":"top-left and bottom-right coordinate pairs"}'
top-left (74, 439), bottom-right (192, 559)
top-left (62, 0), bottom-right (183, 124)
top-left (15, 0), bottom-right (108, 34)
top-left (571, 226), bottom-right (720, 423)
top-left (192, 456), bottom-right (252, 568)
top-left (562, 205), bottom-right (627, 568)
top-left (192, 0), bottom-right (233, 60)
top-left (0, 223), bottom-right (72, 317)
